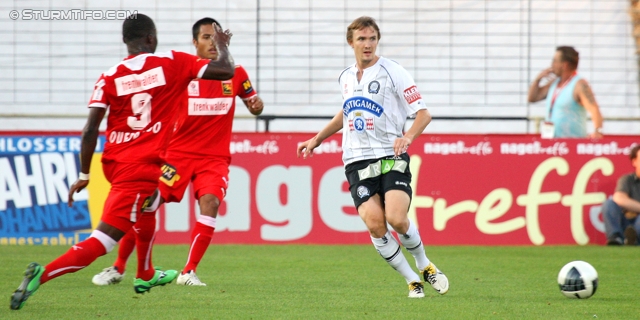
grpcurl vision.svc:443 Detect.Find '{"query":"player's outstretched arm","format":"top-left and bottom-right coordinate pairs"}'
top-left (297, 110), bottom-right (343, 159)
top-left (201, 24), bottom-right (235, 80)
top-left (394, 109), bottom-right (431, 156)
top-left (68, 107), bottom-right (106, 206)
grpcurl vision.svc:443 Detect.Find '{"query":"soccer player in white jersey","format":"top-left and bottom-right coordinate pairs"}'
top-left (297, 16), bottom-right (449, 298)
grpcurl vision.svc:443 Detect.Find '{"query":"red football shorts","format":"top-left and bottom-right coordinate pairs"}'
top-left (158, 156), bottom-right (230, 203)
top-left (101, 161), bottom-right (161, 232)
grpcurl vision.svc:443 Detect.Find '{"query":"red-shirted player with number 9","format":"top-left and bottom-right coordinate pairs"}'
top-left (91, 17), bottom-right (264, 287)
top-left (10, 14), bottom-right (236, 310)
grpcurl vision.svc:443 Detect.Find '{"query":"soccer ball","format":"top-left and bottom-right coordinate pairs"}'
top-left (557, 261), bottom-right (598, 299)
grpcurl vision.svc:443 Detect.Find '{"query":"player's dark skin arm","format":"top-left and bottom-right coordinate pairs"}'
top-left (201, 24), bottom-right (235, 80)
top-left (126, 26), bottom-right (234, 81)
top-left (67, 108), bottom-right (126, 241)
top-left (77, 107), bottom-right (105, 177)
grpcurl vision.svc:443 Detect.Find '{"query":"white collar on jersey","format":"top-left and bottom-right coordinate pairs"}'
top-left (104, 51), bottom-right (175, 76)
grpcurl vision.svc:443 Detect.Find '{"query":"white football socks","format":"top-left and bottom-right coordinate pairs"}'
top-left (371, 231), bottom-right (420, 284)
top-left (397, 220), bottom-right (430, 271)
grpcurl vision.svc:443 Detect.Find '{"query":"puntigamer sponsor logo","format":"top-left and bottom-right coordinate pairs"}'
top-left (576, 142), bottom-right (637, 156)
top-left (423, 141), bottom-right (492, 156)
top-left (342, 96), bottom-right (384, 117)
top-left (500, 141), bottom-right (569, 156)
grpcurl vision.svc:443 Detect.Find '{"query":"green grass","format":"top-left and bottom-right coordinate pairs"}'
top-left (0, 245), bottom-right (636, 319)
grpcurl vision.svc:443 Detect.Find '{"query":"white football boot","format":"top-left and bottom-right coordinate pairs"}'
top-left (176, 270), bottom-right (207, 286)
top-left (408, 281), bottom-right (425, 298)
top-left (92, 266), bottom-right (124, 286)
top-left (422, 262), bottom-right (449, 294)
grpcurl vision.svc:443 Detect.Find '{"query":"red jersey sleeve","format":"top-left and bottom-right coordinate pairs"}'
top-left (172, 50), bottom-right (211, 80)
top-left (88, 75), bottom-right (108, 108)
top-left (234, 65), bottom-right (258, 100)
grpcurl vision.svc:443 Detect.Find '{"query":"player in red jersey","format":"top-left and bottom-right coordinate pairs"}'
top-left (10, 13), bottom-right (235, 310)
top-left (91, 17), bottom-right (263, 287)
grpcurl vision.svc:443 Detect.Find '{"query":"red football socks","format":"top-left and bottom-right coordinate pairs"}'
top-left (113, 229), bottom-right (136, 273)
top-left (183, 222), bottom-right (214, 273)
top-left (41, 237), bottom-right (106, 284)
top-left (134, 213), bottom-right (157, 280)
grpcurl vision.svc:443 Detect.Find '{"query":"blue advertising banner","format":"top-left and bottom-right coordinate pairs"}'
top-left (0, 135), bottom-right (106, 245)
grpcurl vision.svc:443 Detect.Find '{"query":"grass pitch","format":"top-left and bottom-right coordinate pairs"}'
top-left (0, 245), bottom-right (637, 319)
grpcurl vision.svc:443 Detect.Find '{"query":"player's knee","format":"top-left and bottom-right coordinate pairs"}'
top-left (386, 214), bottom-right (409, 233)
top-left (90, 230), bottom-right (117, 253)
top-left (199, 194), bottom-right (220, 217)
top-left (390, 223), bottom-right (409, 235)
top-left (363, 215), bottom-right (387, 237)
top-left (368, 225), bottom-right (388, 238)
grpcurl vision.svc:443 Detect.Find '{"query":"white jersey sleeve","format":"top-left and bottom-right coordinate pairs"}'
top-left (390, 62), bottom-right (426, 118)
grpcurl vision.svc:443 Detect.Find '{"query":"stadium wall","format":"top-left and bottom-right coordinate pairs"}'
top-left (1, 0), bottom-right (639, 134)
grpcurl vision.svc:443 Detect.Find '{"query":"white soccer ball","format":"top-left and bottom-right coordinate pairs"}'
top-left (557, 260), bottom-right (598, 299)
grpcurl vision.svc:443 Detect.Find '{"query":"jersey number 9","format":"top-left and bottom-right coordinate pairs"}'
top-left (128, 93), bottom-right (152, 130)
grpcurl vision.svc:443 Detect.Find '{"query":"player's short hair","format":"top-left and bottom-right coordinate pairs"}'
top-left (630, 144), bottom-right (640, 161)
top-left (192, 17), bottom-right (221, 40)
top-left (556, 46), bottom-right (579, 70)
top-left (346, 16), bottom-right (381, 43)
top-left (122, 13), bottom-right (156, 43)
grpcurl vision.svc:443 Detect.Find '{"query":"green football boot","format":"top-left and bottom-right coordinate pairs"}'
top-left (10, 262), bottom-right (45, 310)
top-left (133, 269), bottom-right (178, 294)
